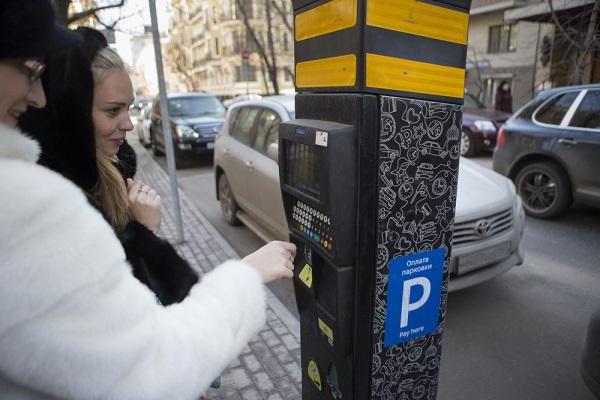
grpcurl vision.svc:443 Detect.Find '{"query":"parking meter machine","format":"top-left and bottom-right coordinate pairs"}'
top-left (284, 0), bottom-right (473, 399)
top-left (279, 119), bottom-right (359, 399)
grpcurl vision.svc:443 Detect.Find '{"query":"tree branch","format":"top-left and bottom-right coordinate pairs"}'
top-left (270, 0), bottom-right (293, 34)
top-left (67, 0), bottom-right (126, 25)
top-left (547, 0), bottom-right (581, 50)
top-left (235, 0), bottom-right (272, 70)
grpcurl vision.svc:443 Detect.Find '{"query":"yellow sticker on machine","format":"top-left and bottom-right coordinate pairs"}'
top-left (299, 264), bottom-right (313, 288)
top-left (318, 318), bottom-right (334, 346)
top-left (366, 53), bottom-right (465, 99)
top-left (295, 0), bottom-right (357, 42)
top-left (296, 54), bottom-right (357, 88)
top-left (367, 0), bottom-right (469, 45)
top-left (307, 360), bottom-right (323, 391)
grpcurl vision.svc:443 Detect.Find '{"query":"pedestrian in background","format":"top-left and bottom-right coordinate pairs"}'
top-left (495, 80), bottom-right (513, 113)
top-left (0, 1), bottom-right (295, 399)
top-left (22, 27), bottom-right (199, 306)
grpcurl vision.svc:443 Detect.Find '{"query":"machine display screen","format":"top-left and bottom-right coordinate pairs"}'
top-left (285, 142), bottom-right (321, 199)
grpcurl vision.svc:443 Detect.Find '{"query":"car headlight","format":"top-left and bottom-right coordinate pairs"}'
top-left (474, 120), bottom-right (496, 132)
top-left (175, 125), bottom-right (199, 139)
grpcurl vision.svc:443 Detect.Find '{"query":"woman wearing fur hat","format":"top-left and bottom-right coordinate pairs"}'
top-left (22, 28), bottom-right (200, 306)
top-left (0, 1), bottom-right (295, 398)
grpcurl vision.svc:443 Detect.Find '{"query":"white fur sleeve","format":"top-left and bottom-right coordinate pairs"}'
top-left (0, 161), bottom-right (266, 400)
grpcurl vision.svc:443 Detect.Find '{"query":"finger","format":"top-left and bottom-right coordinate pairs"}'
top-left (283, 268), bottom-right (294, 279)
top-left (150, 196), bottom-right (161, 209)
top-left (128, 180), bottom-right (143, 197)
top-left (279, 242), bottom-right (297, 253)
top-left (147, 189), bottom-right (157, 198)
top-left (285, 260), bottom-right (294, 271)
top-left (126, 178), bottom-right (134, 190)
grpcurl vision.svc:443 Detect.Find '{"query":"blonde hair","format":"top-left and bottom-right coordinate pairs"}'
top-left (90, 47), bottom-right (131, 232)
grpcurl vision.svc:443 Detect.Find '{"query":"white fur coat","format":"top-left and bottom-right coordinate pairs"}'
top-left (0, 124), bottom-right (266, 399)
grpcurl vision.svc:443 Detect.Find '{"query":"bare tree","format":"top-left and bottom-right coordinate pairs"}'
top-left (167, 41), bottom-right (201, 92)
top-left (270, 0), bottom-right (293, 35)
top-left (52, 0), bottom-right (127, 26)
top-left (547, 0), bottom-right (600, 84)
top-left (165, 1), bottom-right (200, 92)
top-left (235, 0), bottom-right (292, 94)
top-left (466, 49), bottom-right (488, 102)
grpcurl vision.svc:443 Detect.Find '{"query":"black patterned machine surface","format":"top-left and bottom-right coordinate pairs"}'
top-left (280, 1), bottom-right (472, 399)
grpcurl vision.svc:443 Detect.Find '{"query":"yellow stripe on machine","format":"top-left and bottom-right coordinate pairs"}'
top-left (367, 0), bottom-right (469, 45)
top-left (296, 54), bottom-right (357, 88)
top-left (295, 0), bottom-right (357, 42)
top-left (366, 53), bottom-right (465, 99)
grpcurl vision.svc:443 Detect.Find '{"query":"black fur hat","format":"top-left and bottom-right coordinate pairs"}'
top-left (21, 27), bottom-right (137, 192)
top-left (0, 0), bottom-right (81, 59)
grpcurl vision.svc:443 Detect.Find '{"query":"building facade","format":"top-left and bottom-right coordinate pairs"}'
top-left (466, 0), bottom-right (550, 110)
top-left (169, 0), bottom-right (295, 98)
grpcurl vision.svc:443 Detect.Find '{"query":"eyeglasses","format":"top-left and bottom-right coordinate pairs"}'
top-left (21, 58), bottom-right (46, 84)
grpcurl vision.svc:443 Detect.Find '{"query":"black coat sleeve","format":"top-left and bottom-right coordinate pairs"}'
top-left (118, 221), bottom-right (199, 305)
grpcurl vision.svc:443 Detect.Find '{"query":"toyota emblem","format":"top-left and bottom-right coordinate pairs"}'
top-left (475, 219), bottom-right (492, 237)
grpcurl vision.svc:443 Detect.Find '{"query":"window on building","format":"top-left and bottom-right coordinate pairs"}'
top-left (488, 23), bottom-right (518, 54)
top-left (570, 91), bottom-right (600, 130)
top-left (283, 33), bottom-right (290, 52)
top-left (535, 91), bottom-right (580, 126)
top-left (214, 37), bottom-right (220, 56)
top-left (235, 63), bottom-right (257, 81)
top-left (236, 0), bottom-right (254, 19)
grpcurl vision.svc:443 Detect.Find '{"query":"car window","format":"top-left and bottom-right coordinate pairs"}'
top-left (227, 107), bottom-right (240, 132)
top-left (535, 91), bottom-right (579, 126)
top-left (253, 109), bottom-right (281, 155)
top-left (569, 90), bottom-right (600, 130)
top-left (168, 96), bottom-right (225, 117)
top-left (231, 107), bottom-right (260, 146)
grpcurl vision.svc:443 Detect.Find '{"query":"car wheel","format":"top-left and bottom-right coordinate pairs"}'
top-left (460, 129), bottom-right (476, 157)
top-left (515, 161), bottom-right (571, 219)
top-left (218, 173), bottom-right (241, 225)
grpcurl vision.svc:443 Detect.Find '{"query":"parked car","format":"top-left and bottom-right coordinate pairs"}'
top-left (214, 95), bottom-right (525, 292)
top-left (223, 94), bottom-right (262, 109)
top-left (149, 93), bottom-right (225, 167)
top-left (582, 309), bottom-right (600, 399)
top-left (461, 93), bottom-right (512, 157)
top-left (493, 84), bottom-right (600, 219)
top-left (135, 102), bottom-right (152, 148)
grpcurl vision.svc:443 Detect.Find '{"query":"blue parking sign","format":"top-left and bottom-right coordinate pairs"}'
top-left (384, 248), bottom-right (445, 347)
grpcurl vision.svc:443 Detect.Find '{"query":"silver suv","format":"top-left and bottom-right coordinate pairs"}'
top-left (214, 95), bottom-right (526, 291)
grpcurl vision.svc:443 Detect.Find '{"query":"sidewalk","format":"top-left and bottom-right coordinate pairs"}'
top-left (131, 137), bottom-right (302, 400)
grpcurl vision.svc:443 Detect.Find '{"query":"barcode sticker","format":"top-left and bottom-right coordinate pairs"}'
top-left (316, 131), bottom-right (328, 147)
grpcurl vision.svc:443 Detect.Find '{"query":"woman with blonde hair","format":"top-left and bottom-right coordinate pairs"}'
top-left (23, 28), bottom-right (200, 305)
top-left (1, 3), bottom-right (294, 398)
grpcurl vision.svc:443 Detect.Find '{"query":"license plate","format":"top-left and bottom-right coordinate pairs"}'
top-left (207, 142), bottom-right (215, 150)
top-left (457, 242), bottom-right (511, 275)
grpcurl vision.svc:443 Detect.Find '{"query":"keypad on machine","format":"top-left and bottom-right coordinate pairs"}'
top-left (292, 200), bottom-right (333, 252)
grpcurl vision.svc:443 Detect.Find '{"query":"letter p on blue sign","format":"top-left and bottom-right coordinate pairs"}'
top-left (383, 248), bottom-right (445, 347)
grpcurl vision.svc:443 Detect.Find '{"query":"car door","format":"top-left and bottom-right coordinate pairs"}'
top-left (246, 107), bottom-right (289, 240)
top-left (223, 106), bottom-right (260, 210)
top-left (556, 89), bottom-right (600, 202)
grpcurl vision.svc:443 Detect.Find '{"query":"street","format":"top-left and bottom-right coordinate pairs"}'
top-left (149, 146), bottom-right (599, 400)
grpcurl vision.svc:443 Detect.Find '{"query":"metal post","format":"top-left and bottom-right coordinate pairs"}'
top-left (148, 0), bottom-right (185, 243)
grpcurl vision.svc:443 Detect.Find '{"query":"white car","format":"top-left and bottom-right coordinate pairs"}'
top-left (214, 95), bottom-right (525, 291)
